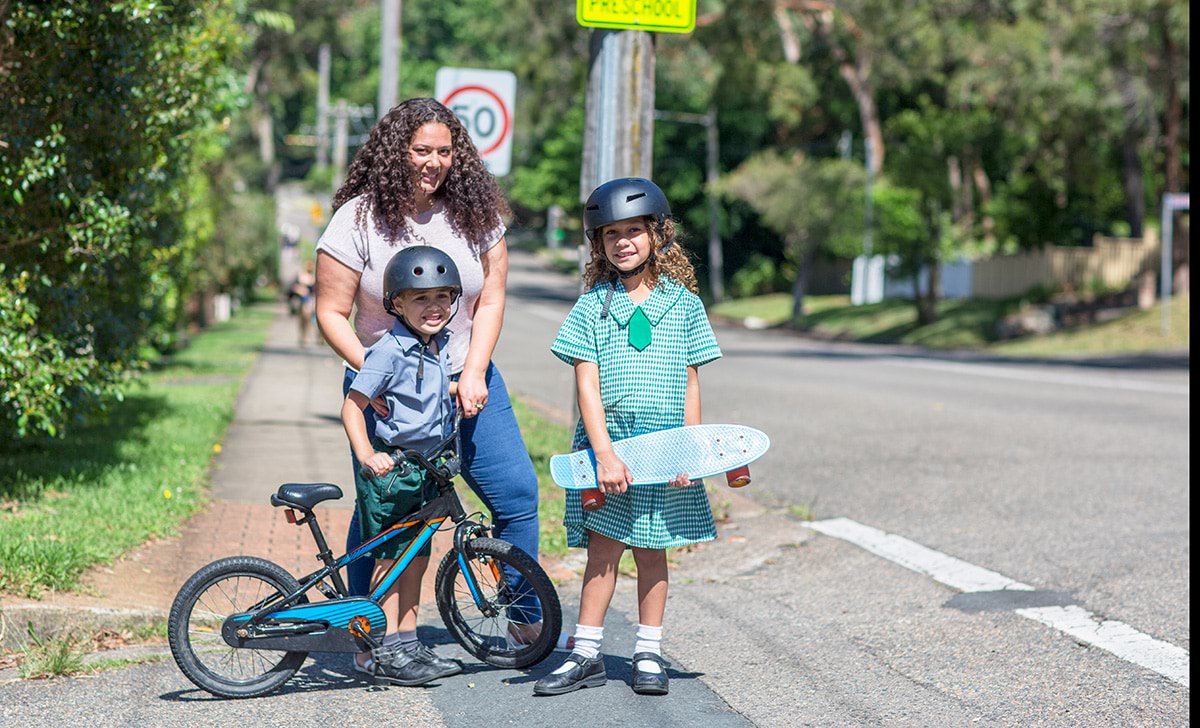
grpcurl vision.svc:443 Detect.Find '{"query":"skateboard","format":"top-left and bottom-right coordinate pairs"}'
top-left (550, 424), bottom-right (770, 491)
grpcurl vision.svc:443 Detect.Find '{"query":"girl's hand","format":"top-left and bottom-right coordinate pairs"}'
top-left (362, 452), bottom-right (395, 478)
top-left (457, 370), bottom-right (488, 419)
top-left (595, 451), bottom-right (632, 495)
top-left (669, 473), bottom-right (697, 489)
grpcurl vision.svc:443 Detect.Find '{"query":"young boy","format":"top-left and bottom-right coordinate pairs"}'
top-left (340, 245), bottom-right (463, 686)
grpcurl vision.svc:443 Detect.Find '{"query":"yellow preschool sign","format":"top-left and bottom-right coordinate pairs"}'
top-left (576, 0), bottom-right (697, 34)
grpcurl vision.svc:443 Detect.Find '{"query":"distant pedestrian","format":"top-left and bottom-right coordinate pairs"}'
top-left (339, 245), bottom-right (463, 686)
top-left (535, 178), bottom-right (723, 697)
top-left (289, 258), bottom-right (317, 346)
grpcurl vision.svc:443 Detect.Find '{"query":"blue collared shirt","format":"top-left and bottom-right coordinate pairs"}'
top-left (350, 320), bottom-right (452, 454)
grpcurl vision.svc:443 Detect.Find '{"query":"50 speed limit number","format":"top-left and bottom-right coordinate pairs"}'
top-left (435, 68), bottom-right (516, 177)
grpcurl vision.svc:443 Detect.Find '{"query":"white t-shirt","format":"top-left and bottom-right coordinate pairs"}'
top-left (316, 194), bottom-right (504, 374)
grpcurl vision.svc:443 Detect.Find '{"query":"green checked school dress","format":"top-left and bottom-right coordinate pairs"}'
top-left (551, 276), bottom-right (723, 549)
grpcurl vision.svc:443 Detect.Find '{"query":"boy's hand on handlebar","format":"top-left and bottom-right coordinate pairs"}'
top-left (362, 452), bottom-right (395, 478)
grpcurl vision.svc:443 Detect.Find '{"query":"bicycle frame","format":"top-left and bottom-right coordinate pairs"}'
top-left (220, 416), bottom-right (499, 654)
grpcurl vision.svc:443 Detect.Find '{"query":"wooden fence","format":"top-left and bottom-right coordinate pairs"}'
top-left (969, 230), bottom-right (1161, 299)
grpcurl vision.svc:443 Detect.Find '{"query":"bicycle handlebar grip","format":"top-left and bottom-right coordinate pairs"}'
top-left (359, 452), bottom-right (411, 481)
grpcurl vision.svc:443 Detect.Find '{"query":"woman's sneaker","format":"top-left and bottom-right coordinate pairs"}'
top-left (372, 646), bottom-right (444, 687)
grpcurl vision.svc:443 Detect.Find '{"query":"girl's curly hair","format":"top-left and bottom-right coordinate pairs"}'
top-left (332, 97), bottom-right (511, 249)
top-left (582, 217), bottom-right (699, 294)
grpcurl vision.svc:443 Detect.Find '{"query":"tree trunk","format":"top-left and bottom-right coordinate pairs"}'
top-left (1115, 66), bottom-right (1145, 238)
top-left (972, 160), bottom-right (995, 244)
top-left (790, 246), bottom-right (814, 321)
top-left (773, 1), bottom-right (802, 64)
top-left (803, 6), bottom-right (884, 174)
top-left (1160, 12), bottom-right (1182, 197)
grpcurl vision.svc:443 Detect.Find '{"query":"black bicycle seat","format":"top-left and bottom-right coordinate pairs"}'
top-left (272, 483), bottom-right (343, 510)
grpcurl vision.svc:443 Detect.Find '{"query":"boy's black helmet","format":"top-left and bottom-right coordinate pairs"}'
top-left (383, 246), bottom-right (462, 316)
top-left (583, 177), bottom-right (671, 241)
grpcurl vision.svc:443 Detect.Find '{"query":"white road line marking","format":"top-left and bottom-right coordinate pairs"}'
top-left (1017, 605), bottom-right (1190, 688)
top-left (806, 517), bottom-right (1033, 593)
top-left (806, 517), bottom-right (1190, 687)
top-left (882, 358), bottom-right (1189, 395)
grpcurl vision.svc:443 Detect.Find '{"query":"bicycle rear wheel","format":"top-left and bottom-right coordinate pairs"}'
top-left (168, 556), bottom-right (308, 698)
top-left (435, 537), bottom-right (562, 669)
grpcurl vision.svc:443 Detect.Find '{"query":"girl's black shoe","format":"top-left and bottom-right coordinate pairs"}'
top-left (533, 652), bottom-right (607, 695)
top-left (631, 652), bottom-right (669, 695)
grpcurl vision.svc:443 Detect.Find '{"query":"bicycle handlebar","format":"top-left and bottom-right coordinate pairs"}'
top-left (358, 411), bottom-right (464, 483)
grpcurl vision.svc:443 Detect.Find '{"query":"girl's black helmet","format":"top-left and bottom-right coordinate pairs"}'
top-left (583, 177), bottom-right (671, 241)
top-left (382, 246), bottom-right (462, 316)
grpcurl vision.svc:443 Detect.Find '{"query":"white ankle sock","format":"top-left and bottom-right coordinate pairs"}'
top-left (634, 624), bottom-right (663, 674)
top-left (554, 624), bottom-right (603, 673)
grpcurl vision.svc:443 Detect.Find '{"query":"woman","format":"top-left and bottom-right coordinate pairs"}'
top-left (315, 98), bottom-right (560, 667)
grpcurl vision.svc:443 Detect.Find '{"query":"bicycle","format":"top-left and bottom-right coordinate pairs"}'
top-left (167, 412), bottom-right (563, 698)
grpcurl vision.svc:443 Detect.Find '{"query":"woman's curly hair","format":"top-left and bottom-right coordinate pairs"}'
top-left (582, 217), bottom-right (699, 294)
top-left (332, 97), bottom-right (511, 249)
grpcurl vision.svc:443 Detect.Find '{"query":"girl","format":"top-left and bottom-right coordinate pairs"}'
top-left (536, 178), bottom-right (723, 697)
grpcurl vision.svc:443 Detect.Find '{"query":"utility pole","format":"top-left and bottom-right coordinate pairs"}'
top-left (316, 43), bottom-right (331, 170)
top-left (378, 0), bottom-right (401, 119)
top-left (332, 100), bottom-right (349, 190)
top-left (654, 106), bottom-right (724, 302)
top-left (864, 136), bottom-right (874, 260)
top-left (579, 29), bottom-right (656, 277)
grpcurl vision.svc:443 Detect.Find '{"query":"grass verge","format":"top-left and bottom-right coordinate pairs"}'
top-left (711, 292), bottom-right (1190, 355)
top-left (0, 305), bottom-right (275, 599)
top-left (457, 396), bottom-right (571, 561)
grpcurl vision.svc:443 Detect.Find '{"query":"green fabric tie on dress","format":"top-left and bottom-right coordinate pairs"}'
top-left (628, 306), bottom-right (652, 351)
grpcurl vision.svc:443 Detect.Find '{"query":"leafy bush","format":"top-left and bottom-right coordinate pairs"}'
top-left (730, 254), bottom-right (786, 298)
top-left (0, 1), bottom-right (244, 443)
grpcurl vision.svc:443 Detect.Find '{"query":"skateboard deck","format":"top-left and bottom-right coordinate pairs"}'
top-left (550, 424), bottom-right (770, 490)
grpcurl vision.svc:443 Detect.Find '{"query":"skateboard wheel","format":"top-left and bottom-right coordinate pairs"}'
top-left (581, 488), bottom-right (606, 510)
top-left (725, 466), bottom-right (751, 488)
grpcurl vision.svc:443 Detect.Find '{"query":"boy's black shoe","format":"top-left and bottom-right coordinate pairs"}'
top-left (411, 644), bottom-right (463, 678)
top-left (533, 652), bottom-right (607, 695)
top-left (372, 646), bottom-right (443, 687)
top-left (631, 652), bottom-right (669, 695)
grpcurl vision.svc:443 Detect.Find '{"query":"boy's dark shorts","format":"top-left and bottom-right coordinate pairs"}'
top-left (354, 439), bottom-right (438, 561)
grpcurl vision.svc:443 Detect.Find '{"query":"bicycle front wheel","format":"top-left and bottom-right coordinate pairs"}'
top-left (435, 537), bottom-right (562, 669)
top-left (168, 556), bottom-right (308, 698)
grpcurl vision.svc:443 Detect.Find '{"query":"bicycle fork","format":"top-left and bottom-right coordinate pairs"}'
top-left (453, 521), bottom-right (506, 617)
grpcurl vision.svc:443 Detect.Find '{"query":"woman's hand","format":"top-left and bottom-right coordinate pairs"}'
top-left (594, 451), bottom-right (632, 495)
top-left (369, 396), bottom-right (389, 418)
top-left (456, 369), bottom-right (488, 418)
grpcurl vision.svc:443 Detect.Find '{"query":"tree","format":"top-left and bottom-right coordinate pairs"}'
top-left (716, 152), bottom-right (864, 318)
top-left (0, 1), bottom-right (243, 442)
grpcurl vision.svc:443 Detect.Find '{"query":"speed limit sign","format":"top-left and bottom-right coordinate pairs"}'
top-left (436, 67), bottom-right (517, 177)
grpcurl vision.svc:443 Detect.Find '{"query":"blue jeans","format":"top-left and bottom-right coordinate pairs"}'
top-left (343, 362), bottom-right (543, 623)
